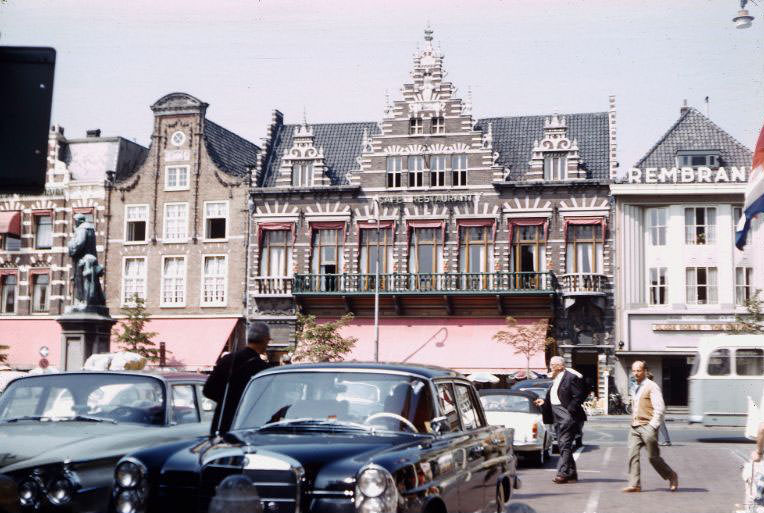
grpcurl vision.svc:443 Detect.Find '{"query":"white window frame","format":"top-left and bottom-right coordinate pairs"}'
top-left (432, 117), bottom-right (445, 134)
top-left (31, 272), bottom-right (50, 313)
top-left (124, 204), bottom-right (150, 245)
top-left (386, 156), bottom-right (403, 189)
top-left (646, 207), bottom-right (667, 246)
top-left (203, 200), bottom-right (229, 241)
top-left (200, 254), bottom-right (228, 307)
top-left (0, 272), bottom-right (18, 314)
top-left (408, 155), bottom-right (425, 188)
top-left (684, 206), bottom-right (716, 245)
top-left (121, 256), bottom-right (148, 306)
top-left (451, 154), bottom-right (468, 187)
top-left (160, 255), bottom-right (187, 308)
top-left (409, 117), bottom-right (424, 135)
top-left (291, 162), bottom-right (313, 187)
top-left (164, 165), bottom-right (190, 191)
top-left (736, 267), bottom-right (754, 306)
top-left (648, 267), bottom-right (668, 305)
top-left (163, 202), bottom-right (189, 243)
top-left (543, 154), bottom-right (567, 181)
top-left (685, 266), bottom-right (718, 305)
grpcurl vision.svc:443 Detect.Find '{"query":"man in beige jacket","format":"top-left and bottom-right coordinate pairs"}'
top-left (623, 360), bottom-right (679, 493)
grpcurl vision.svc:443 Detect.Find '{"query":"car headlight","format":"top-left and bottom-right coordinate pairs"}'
top-left (18, 479), bottom-right (40, 507)
top-left (115, 459), bottom-right (146, 489)
top-left (355, 466), bottom-right (397, 513)
top-left (115, 490), bottom-right (143, 513)
top-left (46, 475), bottom-right (75, 506)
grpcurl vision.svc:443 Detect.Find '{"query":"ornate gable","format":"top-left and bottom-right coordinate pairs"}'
top-left (527, 114), bottom-right (585, 182)
top-left (274, 122), bottom-right (329, 187)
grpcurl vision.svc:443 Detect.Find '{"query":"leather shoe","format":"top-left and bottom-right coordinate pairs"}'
top-left (622, 486), bottom-right (641, 493)
top-left (553, 475), bottom-right (577, 484)
top-left (669, 471), bottom-right (679, 491)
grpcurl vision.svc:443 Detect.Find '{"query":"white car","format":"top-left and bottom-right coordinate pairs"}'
top-left (479, 389), bottom-right (553, 466)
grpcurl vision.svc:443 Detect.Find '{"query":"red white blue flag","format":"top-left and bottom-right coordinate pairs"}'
top-left (736, 123), bottom-right (764, 250)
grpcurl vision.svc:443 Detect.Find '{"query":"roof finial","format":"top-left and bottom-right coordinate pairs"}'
top-left (302, 106), bottom-right (308, 127)
top-left (424, 22), bottom-right (433, 43)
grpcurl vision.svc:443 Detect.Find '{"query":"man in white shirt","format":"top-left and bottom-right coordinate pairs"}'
top-left (623, 360), bottom-right (678, 493)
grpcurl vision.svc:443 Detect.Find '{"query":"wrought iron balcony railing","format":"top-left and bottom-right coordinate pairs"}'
top-left (558, 273), bottom-right (608, 294)
top-left (292, 272), bottom-right (555, 294)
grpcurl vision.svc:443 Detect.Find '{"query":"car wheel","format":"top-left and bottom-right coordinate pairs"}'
top-left (532, 447), bottom-right (545, 467)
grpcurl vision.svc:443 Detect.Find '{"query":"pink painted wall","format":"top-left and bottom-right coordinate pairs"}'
top-left (1, 320), bottom-right (62, 369)
top-left (336, 317), bottom-right (547, 373)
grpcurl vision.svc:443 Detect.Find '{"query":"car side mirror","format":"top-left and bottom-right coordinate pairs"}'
top-left (431, 416), bottom-right (449, 435)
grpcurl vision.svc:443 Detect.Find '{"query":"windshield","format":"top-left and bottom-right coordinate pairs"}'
top-left (0, 373), bottom-right (166, 425)
top-left (481, 394), bottom-right (534, 413)
top-left (233, 371), bottom-right (435, 433)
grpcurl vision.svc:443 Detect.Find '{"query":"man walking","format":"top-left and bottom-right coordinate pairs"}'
top-left (623, 360), bottom-right (679, 492)
top-left (203, 322), bottom-right (273, 436)
top-left (534, 356), bottom-right (587, 483)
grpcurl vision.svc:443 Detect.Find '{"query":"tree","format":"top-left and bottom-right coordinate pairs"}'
top-left (292, 313), bottom-right (358, 363)
top-left (493, 316), bottom-right (550, 375)
top-left (733, 289), bottom-right (764, 333)
top-left (113, 295), bottom-right (161, 362)
top-left (0, 344), bottom-right (8, 364)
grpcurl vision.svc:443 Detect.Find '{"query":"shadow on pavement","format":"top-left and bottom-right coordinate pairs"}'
top-left (696, 437), bottom-right (752, 444)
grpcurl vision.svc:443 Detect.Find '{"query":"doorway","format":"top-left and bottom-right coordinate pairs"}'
top-left (662, 356), bottom-right (690, 406)
top-left (572, 352), bottom-right (597, 397)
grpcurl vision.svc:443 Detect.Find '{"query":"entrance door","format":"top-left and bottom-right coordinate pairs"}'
top-left (572, 352), bottom-right (597, 397)
top-left (662, 356), bottom-right (690, 406)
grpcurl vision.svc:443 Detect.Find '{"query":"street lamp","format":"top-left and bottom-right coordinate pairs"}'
top-left (733, 0), bottom-right (755, 28)
top-left (373, 197), bottom-right (381, 362)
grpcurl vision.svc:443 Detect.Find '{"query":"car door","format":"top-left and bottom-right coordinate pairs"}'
top-left (431, 381), bottom-right (465, 510)
top-left (453, 381), bottom-right (492, 512)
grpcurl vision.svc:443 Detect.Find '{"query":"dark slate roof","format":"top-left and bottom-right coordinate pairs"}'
top-left (475, 112), bottom-right (611, 181)
top-left (636, 107), bottom-right (752, 168)
top-left (204, 120), bottom-right (260, 177)
top-left (262, 122), bottom-right (380, 186)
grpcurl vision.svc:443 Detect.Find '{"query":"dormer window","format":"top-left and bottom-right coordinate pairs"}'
top-left (543, 153), bottom-right (567, 181)
top-left (676, 151), bottom-right (720, 168)
top-left (432, 117), bottom-right (445, 134)
top-left (409, 118), bottom-right (424, 135)
top-left (292, 162), bottom-right (313, 187)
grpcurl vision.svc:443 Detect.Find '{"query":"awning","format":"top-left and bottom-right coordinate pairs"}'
top-left (0, 319), bottom-right (62, 369)
top-left (338, 318), bottom-right (547, 373)
top-left (0, 211), bottom-right (21, 237)
top-left (143, 317), bottom-right (241, 371)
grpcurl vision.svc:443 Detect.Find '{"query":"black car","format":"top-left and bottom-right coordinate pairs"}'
top-left (110, 362), bottom-right (520, 513)
top-left (509, 379), bottom-right (583, 450)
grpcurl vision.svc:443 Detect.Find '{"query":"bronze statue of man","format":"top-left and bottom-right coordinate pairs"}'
top-left (68, 214), bottom-right (105, 310)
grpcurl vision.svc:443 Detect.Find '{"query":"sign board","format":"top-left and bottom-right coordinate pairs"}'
top-left (628, 167), bottom-right (747, 184)
top-left (378, 193), bottom-right (475, 204)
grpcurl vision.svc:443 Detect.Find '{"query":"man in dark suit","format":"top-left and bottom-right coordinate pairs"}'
top-left (534, 356), bottom-right (587, 483)
top-left (203, 322), bottom-right (273, 436)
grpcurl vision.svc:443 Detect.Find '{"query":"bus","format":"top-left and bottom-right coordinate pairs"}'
top-left (688, 335), bottom-right (764, 427)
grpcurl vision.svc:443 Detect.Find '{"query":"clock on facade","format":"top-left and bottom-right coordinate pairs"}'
top-left (170, 131), bottom-right (186, 147)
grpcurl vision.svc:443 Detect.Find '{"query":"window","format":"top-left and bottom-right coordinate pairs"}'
top-left (707, 348), bottom-right (730, 376)
top-left (165, 165), bottom-right (189, 190)
top-left (460, 226), bottom-right (493, 289)
top-left (451, 154), bottom-right (468, 187)
top-left (311, 229), bottom-right (342, 291)
top-left (647, 208), bottom-right (666, 246)
top-left (512, 224), bottom-right (546, 273)
top-left (31, 273), bottom-right (49, 312)
top-left (202, 256), bottom-right (227, 306)
top-left (684, 207), bottom-right (716, 245)
top-left (260, 230), bottom-right (291, 276)
top-left (436, 383), bottom-right (461, 432)
top-left (386, 156), bottom-right (403, 188)
top-left (122, 257), bottom-right (146, 304)
top-left (736, 267), bottom-right (753, 306)
top-left (734, 206), bottom-right (751, 246)
top-left (359, 227), bottom-right (393, 290)
top-left (291, 162), bottom-right (313, 187)
top-left (430, 155), bottom-right (446, 187)
top-left (125, 205), bottom-right (148, 243)
top-left (163, 203), bottom-right (188, 242)
top-left (432, 116), bottom-right (445, 134)
top-left (34, 214), bottom-right (52, 249)
top-left (409, 117), bottom-right (423, 135)
top-left (566, 224), bottom-right (604, 273)
top-left (686, 267), bottom-right (718, 304)
top-left (161, 257), bottom-right (186, 306)
top-left (204, 202), bottom-right (227, 240)
top-left (1, 274), bottom-right (17, 314)
top-left (648, 267), bottom-right (667, 305)
top-left (409, 227), bottom-right (442, 290)
top-left (408, 156), bottom-right (425, 188)
top-left (3, 235), bottom-right (20, 251)
top-left (454, 383), bottom-right (483, 430)
top-left (544, 153), bottom-right (567, 181)
top-left (736, 349), bottom-right (764, 376)
top-left (676, 152), bottom-right (720, 168)
top-left (171, 385), bottom-right (200, 424)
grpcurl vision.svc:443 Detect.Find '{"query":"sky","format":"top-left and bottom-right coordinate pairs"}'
top-left (1, 0), bottom-right (763, 172)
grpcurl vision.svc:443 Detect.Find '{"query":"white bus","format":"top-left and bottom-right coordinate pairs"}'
top-left (688, 335), bottom-right (764, 427)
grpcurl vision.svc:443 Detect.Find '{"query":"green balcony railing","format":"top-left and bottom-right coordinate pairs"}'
top-left (292, 272), bottom-right (555, 294)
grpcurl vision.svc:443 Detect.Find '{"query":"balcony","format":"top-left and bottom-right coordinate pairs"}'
top-left (252, 276), bottom-right (293, 296)
top-left (558, 273), bottom-right (608, 296)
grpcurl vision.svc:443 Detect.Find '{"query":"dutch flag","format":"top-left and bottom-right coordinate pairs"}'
top-left (736, 123), bottom-right (764, 250)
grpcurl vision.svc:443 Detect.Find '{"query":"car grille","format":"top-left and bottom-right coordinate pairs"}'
top-left (200, 462), bottom-right (300, 513)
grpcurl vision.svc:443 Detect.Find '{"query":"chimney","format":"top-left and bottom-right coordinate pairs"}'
top-left (680, 99), bottom-right (689, 115)
top-left (86, 129), bottom-right (101, 138)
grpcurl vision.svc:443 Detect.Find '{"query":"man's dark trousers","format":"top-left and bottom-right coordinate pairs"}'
top-left (553, 404), bottom-right (579, 479)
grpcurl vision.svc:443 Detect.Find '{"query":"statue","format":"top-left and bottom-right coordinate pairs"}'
top-left (67, 214), bottom-right (106, 312)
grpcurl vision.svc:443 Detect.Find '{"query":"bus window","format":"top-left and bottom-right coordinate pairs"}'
top-left (736, 348), bottom-right (764, 376)
top-left (707, 349), bottom-right (730, 376)
top-left (688, 353), bottom-right (700, 376)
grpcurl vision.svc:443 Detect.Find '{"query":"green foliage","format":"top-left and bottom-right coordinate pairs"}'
top-left (293, 313), bottom-right (357, 363)
top-left (492, 316), bottom-right (550, 374)
top-left (113, 295), bottom-right (161, 362)
top-left (0, 344), bottom-right (8, 363)
top-left (733, 289), bottom-right (764, 334)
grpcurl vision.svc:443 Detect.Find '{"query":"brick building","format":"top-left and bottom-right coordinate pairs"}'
top-left (249, 29), bottom-right (618, 390)
top-left (103, 92), bottom-right (259, 370)
top-left (0, 126), bottom-right (147, 368)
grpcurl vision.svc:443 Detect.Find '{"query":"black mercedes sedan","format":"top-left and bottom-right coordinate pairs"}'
top-left (110, 362), bottom-right (520, 513)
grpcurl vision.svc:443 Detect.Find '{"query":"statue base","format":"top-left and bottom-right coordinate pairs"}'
top-left (57, 309), bottom-right (116, 371)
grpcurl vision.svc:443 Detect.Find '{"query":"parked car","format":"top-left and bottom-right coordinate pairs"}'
top-left (0, 371), bottom-right (213, 513)
top-left (479, 390), bottom-right (553, 466)
top-left (110, 362), bottom-right (520, 513)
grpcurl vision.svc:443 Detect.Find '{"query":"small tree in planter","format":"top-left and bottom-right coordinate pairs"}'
top-left (493, 316), bottom-right (550, 376)
top-left (113, 294), bottom-right (161, 363)
top-left (292, 313), bottom-right (357, 363)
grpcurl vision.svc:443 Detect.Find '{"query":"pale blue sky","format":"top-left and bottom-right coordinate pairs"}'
top-left (2, 0), bottom-right (762, 171)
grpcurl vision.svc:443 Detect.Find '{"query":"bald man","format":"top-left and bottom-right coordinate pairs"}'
top-left (534, 356), bottom-right (587, 483)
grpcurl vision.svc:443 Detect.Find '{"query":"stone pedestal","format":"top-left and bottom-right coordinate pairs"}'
top-left (57, 311), bottom-right (116, 371)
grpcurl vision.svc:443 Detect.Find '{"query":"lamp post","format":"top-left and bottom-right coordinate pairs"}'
top-left (733, 0), bottom-right (755, 28)
top-left (374, 197), bottom-right (381, 362)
